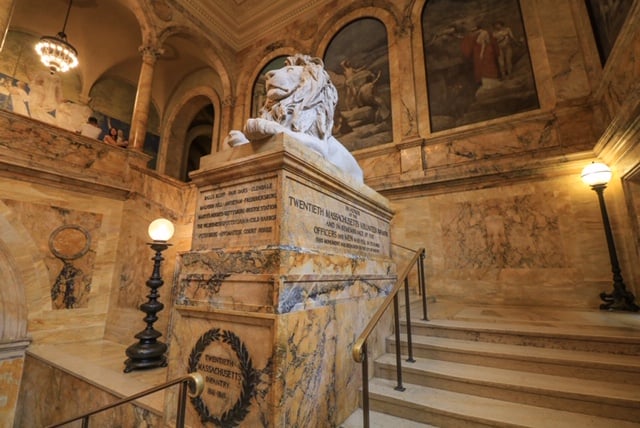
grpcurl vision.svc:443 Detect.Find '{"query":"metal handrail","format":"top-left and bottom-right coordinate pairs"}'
top-left (352, 245), bottom-right (426, 428)
top-left (46, 372), bottom-right (204, 428)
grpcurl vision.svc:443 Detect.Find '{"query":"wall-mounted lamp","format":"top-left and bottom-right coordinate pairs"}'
top-left (581, 162), bottom-right (639, 312)
top-left (124, 218), bottom-right (175, 372)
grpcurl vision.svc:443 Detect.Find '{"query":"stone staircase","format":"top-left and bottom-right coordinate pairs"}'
top-left (357, 304), bottom-right (640, 427)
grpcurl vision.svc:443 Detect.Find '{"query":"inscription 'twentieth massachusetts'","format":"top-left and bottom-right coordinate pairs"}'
top-left (288, 195), bottom-right (389, 255)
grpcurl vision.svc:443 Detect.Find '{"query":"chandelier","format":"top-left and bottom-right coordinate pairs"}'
top-left (35, 0), bottom-right (78, 74)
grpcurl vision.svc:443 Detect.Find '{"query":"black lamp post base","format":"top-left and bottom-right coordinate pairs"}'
top-left (124, 356), bottom-right (168, 373)
top-left (600, 290), bottom-right (640, 312)
top-left (124, 340), bottom-right (168, 373)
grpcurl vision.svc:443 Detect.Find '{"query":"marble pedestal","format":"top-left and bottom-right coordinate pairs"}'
top-left (166, 134), bottom-right (395, 427)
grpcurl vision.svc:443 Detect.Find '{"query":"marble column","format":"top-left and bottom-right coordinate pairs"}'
top-left (0, 0), bottom-right (15, 52)
top-left (219, 96), bottom-right (235, 152)
top-left (393, 17), bottom-right (425, 174)
top-left (129, 45), bottom-right (162, 151)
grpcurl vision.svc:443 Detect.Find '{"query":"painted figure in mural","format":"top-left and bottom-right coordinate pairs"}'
top-left (8, 80), bottom-right (29, 116)
top-left (339, 59), bottom-right (366, 110)
top-left (492, 21), bottom-right (517, 79)
top-left (356, 70), bottom-right (390, 124)
top-left (78, 116), bottom-right (102, 139)
top-left (27, 70), bottom-right (63, 124)
top-left (224, 54), bottom-right (364, 184)
top-left (461, 23), bottom-right (500, 88)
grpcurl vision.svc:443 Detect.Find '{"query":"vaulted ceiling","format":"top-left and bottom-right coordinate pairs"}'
top-left (8, 0), bottom-right (331, 118)
top-left (171, 0), bottom-right (332, 50)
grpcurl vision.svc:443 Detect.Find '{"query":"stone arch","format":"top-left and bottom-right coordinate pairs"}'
top-left (316, 9), bottom-right (401, 150)
top-left (232, 47), bottom-right (299, 130)
top-left (159, 86), bottom-right (222, 180)
top-left (153, 26), bottom-right (233, 171)
top-left (0, 201), bottom-right (50, 342)
top-left (184, 123), bottom-right (214, 181)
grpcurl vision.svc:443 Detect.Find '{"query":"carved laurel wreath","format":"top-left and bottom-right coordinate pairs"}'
top-left (188, 328), bottom-right (256, 427)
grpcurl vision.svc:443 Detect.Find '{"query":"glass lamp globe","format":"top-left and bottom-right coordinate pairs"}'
top-left (148, 218), bottom-right (174, 242)
top-left (581, 162), bottom-right (612, 187)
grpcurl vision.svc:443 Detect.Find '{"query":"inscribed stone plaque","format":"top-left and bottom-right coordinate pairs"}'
top-left (188, 328), bottom-right (256, 425)
top-left (194, 178), bottom-right (278, 250)
top-left (283, 176), bottom-right (391, 257)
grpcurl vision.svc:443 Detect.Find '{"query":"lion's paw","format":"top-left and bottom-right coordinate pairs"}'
top-left (224, 130), bottom-right (249, 147)
top-left (244, 118), bottom-right (285, 140)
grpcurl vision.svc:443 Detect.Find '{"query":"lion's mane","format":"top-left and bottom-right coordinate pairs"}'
top-left (258, 54), bottom-right (337, 142)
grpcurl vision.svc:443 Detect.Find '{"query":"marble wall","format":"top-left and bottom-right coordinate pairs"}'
top-left (0, 352), bottom-right (25, 427)
top-left (15, 355), bottom-right (163, 427)
top-left (0, 112), bottom-right (194, 424)
top-left (390, 165), bottom-right (638, 308)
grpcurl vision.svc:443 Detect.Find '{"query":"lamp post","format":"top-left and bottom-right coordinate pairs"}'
top-left (581, 162), bottom-right (639, 312)
top-left (124, 218), bottom-right (175, 372)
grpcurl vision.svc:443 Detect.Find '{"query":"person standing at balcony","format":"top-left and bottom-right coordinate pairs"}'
top-left (78, 116), bottom-right (102, 139)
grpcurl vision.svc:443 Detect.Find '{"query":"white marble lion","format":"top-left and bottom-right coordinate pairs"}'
top-left (225, 54), bottom-right (364, 184)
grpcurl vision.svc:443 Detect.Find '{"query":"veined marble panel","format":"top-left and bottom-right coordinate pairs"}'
top-left (166, 294), bottom-right (388, 427)
top-left (2, 199), bottom-right (102, 310)
top-left (0, 355), bottom-right (24, 427)
top-left (390, 169), bottom-right (624, 308)
top-left (15, 355), bottom-right (163, 427)
top-left (165, 310), bottom-right (275, 427)
top-left (440, 192), bottom-right (568, 270)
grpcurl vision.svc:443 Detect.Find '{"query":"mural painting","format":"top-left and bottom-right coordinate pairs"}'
top-left (0, 30), bottom-right (161, 165)
top-left (324, 18), bottom-right (393, 151)
top-left (585, 0), bottom-right (633, 64)
top-left (422, 0), bottom-right (539, 132)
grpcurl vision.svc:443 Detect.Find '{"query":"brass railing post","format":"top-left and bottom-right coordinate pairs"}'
top-left (393, 294), bottom-right (405, 391)
top-left (403, 277), bottom-right (415, 363)
top-left (419, 250), bottom-right (428, 320)
top-left (176, 377), bottom-right (188, 427)
top-left (362, 342), bottom-right (370, 428)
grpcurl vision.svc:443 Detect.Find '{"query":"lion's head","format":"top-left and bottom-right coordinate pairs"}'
top-left (259, 54), bottom-right (337, 142)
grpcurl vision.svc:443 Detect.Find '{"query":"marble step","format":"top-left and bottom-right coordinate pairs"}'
top-left (366, 377), bottom-right (640, 428)
top-left (374, 354), bottom-right (640, 422)
top-left (404, 319), bottom-right (640, 355)
top-left (387, 334), bottom-right (640, 384)
top-left (340, 408), bottom-right (436, 428)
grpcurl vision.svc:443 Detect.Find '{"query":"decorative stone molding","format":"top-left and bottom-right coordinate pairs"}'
top-left (139, 44), bottom-right (165, 63)
top-left (0, 339), bottom-right (30, 360)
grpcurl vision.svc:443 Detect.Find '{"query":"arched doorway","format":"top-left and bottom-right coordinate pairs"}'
top-left (162, 95), bottom-right (216, 181)
top-left (183, 104), bottom-right (214, 181)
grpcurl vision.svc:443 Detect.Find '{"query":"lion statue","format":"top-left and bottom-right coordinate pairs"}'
top-left (224, 54), bottom-right (364, 184)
